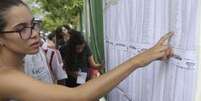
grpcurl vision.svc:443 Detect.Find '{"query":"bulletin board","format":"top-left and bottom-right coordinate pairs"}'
top-left (103, 0), bottom-right (199, 101)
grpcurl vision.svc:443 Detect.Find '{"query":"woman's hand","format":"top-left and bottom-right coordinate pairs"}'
top-left (134, 32), bottom-right (174, 67)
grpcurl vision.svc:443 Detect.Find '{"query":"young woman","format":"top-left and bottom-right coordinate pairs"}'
top-left (62, 31), bottom-right (103, 87)
top-left (0, 0), bottom-right (173, 101)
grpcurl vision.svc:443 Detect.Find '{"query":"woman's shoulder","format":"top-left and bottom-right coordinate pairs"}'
top-left (0, 68), bottom-right (19, 97)
top-left (0, 67), bottom-right (26, 84)
top-left (0, 67), bottom-right (12, 75)
top-left (0, 68), bottom-right (36, 101)
top-left (0, 67), bottom-right (19, 75)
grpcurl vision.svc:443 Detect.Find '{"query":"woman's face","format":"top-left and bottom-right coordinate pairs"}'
top-left (0, 5), bottom-right (40, 55)
top-left (60, 28), bottom-right (70, 42)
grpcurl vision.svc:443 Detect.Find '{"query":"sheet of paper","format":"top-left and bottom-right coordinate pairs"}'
top-left (104, 0), bottom-right (198, 101)
top-left (76, 72), bottom-right (87, 84)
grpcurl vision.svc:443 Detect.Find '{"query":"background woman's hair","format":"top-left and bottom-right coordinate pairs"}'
top-left (55, 25), bottom-right (72, 40)
top-left (63, 30), bottom-right (86, 70)
top-left (0, 0), bottom-right (27, 32)
top-left (68, 30), bottom-right (85, 51)
top-left (47, 33), bottom-right (56, 41)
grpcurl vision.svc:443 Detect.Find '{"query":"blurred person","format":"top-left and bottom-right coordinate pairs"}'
top-left (62, 31), bottom-right (102, 87)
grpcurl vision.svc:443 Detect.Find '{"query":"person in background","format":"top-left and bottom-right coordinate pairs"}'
top-left (41, 40), bottom-right (68, 85)
top-left (0, 0), bottom-right (173, 100)
top-left (24, 38), bottom-right (68, 85)
top-left (61, 31), bottom-right (106, 87)
top-left (57, 27), bottom-right (102, 81)
top-left (47, 33), bottom-right (56, 49)
top-left (24, 47), bottom-right (55, 84)
top-left (54, 25), bottom-right (71, 49)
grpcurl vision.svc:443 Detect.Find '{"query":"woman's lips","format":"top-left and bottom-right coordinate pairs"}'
top-left (30, 41), bottom-right (40, 48)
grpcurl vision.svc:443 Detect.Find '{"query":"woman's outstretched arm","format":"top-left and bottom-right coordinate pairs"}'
top-left (0, 32), bottom-right (173, 101)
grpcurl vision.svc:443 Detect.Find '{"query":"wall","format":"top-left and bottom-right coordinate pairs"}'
top-left (103, 0), bottom-right (199, 101)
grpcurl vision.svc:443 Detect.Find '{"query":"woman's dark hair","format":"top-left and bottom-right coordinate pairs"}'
top-left (55, 25), bottom-right (72, 39)
top-left (54, 26), bottom-right (64, 48)
top-left (0, 0), bottom-right (27, 31)
top-left (55, 26), bottom-right (63, 39)
top-left (47, 33), bottom-right (56, 41)
top-left (63, 30), bottom-right (86, 71)
top-left (55, 25), bottom-right (74, 48)
top-left (68, 30), bottom-right (85, 52)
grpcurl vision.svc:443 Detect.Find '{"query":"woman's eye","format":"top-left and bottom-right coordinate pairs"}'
top-left (20, 27), bottom-right (28, 33)
top-left (15, 24), bottom-right (26, 31)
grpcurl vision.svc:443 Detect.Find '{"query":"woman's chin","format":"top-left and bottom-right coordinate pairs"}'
top-left (27, 48), bottom-right (39, 55)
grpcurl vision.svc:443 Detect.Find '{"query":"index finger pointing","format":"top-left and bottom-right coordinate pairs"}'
top-left (158, 32), bottom-right (174, 45)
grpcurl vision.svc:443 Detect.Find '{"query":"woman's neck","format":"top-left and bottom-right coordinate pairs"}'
top-left (0, 48), bottom-right (25, 70)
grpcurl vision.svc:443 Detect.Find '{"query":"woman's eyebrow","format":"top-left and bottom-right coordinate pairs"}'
top-left (11, 18), bottom-right (33, 28)
top-left (13, 23), bottom-right (28, 29)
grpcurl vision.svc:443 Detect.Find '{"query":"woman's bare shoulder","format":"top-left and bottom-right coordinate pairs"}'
top-left (0, 67), bottom-right (31, 99)
top-left (0, 67), bottom-right (26, 86)
top-left (0, 67), bottom-right (21, 76)
top-left (0, 67), bottom-right (31, 85)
